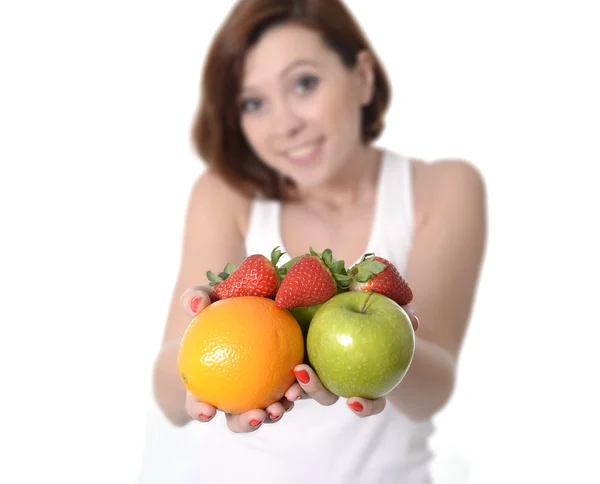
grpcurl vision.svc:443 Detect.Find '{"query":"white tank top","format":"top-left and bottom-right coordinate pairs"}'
top-left (137, 149), bottom-right (434, 484)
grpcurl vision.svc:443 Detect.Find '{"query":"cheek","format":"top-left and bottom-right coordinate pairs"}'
top-left (318, 87), bottom-right (362, 135)
top-left (240, 119), bottom-right (282, 171)
top-left (241, 119), bottom-right (267, 153)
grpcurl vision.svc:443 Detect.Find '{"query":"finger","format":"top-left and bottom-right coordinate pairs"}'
top-left (292, 364), bottom-right (339, 406)
top-left (347, 396), bottom-right (386, 417)
top-left (402, 304), bottom-right (419, 332)
top-left (281, 398), bottom-right (295, 413)
top-left (185, 391), bottom-right (217, 422)
top-left (180, 286), bottom-right (212, 318)
top-left (284, 382), bottom-right (308, 403)
top-left (411, 311), bottom-right (419, 332)
top-left (225, 409), bottom-right (268, 433)
top-left (264, 400), bottom-right (287, 424)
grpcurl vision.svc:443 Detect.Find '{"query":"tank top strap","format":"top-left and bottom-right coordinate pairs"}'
top-left (244, 149), bottom-right (415, 273)
top-left (374, 150), bottom-right (415, 275)
top-left (245, 197), bottom-right (288, 261)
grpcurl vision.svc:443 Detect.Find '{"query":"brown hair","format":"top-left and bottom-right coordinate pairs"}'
top-left (191, 0), bottom-right (391, 200)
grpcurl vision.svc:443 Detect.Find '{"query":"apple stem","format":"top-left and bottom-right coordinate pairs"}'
top-left (360, 290), bottom-right (375, 313)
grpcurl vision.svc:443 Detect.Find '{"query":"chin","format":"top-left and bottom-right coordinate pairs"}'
top-left (278, 155), bottom-right (341, 192)
top-left (291, 171), bottom-right (330, 191)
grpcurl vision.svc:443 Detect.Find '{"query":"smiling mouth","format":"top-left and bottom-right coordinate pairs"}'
top-left (282, 138), bottom-right (324, 165)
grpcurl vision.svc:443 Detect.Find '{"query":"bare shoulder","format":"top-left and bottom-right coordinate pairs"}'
top-left (411, 157), bottom-right (485, 197)
top-left (190, 169), bottom-right (251, 210)
top-left (170, 168), bottom-right (252, 297)
top-left (161, 170), bottom-right (253, 344)
top-left (410, 157), bottom-right (486, 227)
top-left (187, 169), bottom-right (252, 234)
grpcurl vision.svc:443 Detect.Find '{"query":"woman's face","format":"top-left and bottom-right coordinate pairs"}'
top-left (239, 23), bottom-right (375, 190)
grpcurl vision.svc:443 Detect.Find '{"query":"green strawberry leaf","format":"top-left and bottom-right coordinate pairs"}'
top-left (206, 270), bottom-right (223, 286)
top-left (358, 253), bottom-right (375, 264)
top-left (355, 269), bottom-right (373, 283)
top-left (322, 248), bottom-right (333, 266)
top-left (361, 260), bottom-right (386, 274)
top-left (224, 263), bottom-right (236, 275)
top-left (270, 246), bottom-right (285, 266)
top-left (330, 260), bottom-right (346, 274)
top-left (333, 273), bottom-right (353, 288)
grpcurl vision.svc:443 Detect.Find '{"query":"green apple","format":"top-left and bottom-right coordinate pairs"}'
top-left (288, 304), bottom-right (322, 339)
top-left (288, 287), bottom-right (348, 339)
top-left (306, 291), bottom-right (415, 399)
top-left (288, 304), bottom-right (322, 364)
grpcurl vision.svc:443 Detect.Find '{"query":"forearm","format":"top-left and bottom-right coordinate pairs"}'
top-left (387, 336), bottom-right (456, 421)
top-left (152, 338), bottom-right (191, 427)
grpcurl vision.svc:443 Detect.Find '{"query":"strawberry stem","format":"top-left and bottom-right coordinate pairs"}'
top-left (360, 290), bottom-right (375, 314)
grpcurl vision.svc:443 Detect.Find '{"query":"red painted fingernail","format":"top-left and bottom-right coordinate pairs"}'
top-left (199, 413), bottom-right (213, 421)
top-left (190, 296), bottom-right (201, 313)
top-left (249, 419), bottom-right (262, 427)
top-left (294, 369), bottom-right (310, 385)
top-left (412, 311), bottom-right (419, 331)
top-left (269, 412), bottom-right (281, 421)
top-left (349, 401), bottom-right (364, 413)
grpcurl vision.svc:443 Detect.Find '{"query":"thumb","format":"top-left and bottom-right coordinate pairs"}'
top-left (180, 286), bottom-right (212, 317)
top-left (401, 304), bottom-right (419, 332)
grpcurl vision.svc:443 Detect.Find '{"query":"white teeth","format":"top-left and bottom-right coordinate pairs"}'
top-left (286, 142), bottom-right (318, 159)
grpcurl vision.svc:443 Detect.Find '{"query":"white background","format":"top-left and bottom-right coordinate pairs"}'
top-left (1, 1), bottom-right (599, 483)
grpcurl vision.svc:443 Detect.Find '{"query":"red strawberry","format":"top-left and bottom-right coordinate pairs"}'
top-left (207, 247), bottom-right (284, 300)
top-left (349, 254), bottom-right (413, 306)
top-left (275, 248), bottom-right (352, 309)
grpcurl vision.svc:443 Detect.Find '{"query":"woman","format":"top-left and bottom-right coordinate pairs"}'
top-left (147, 0), bottom-right (486, 482)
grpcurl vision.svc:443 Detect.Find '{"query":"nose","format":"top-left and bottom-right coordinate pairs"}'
top-left (271, 99), bottom-right (303, 138)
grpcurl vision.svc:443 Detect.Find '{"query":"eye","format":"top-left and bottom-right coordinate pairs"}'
top-left (295, 74), bottom-right (320, 95)
top-left (240, 97), bottom-right (263, 114)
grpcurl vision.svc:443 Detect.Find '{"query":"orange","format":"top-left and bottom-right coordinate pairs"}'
top-left (177, 296), bottom-right (304, 414)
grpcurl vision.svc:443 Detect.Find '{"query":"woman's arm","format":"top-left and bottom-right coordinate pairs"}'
top-left (152, 170), bottom-right (250, 426)
top-left (387, 159), bottom-right (487, 421)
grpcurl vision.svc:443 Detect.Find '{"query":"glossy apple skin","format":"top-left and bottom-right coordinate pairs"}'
top-left (306, 291), bottom-right (415, 399)
top-left (288, 288), bottom-right (347, 339)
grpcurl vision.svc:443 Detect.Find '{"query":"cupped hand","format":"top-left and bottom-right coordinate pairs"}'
top-left (180, 286), bottom-right (295, 432)
top-left (285, 302), bottom-right (419, 418)
top-left (284, 364), bottom-right (386, 417)
top-left (184, 390), bottom-right (294, 432)
top-left (179, 286), bottom-right (420, 427)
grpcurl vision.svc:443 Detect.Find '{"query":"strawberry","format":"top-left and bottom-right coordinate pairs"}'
top-left (349, 254), bottom-right (413, 306)
top-left (206, 247), bottom-right (285, 300)
top-left (275, 247), bottom-right (352, 309)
